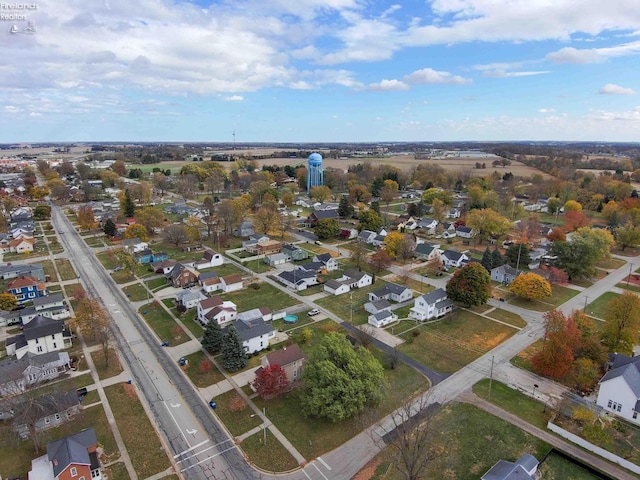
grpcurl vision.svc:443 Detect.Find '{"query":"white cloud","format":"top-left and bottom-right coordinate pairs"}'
top-left (404, 68), bottom-right (471, 85)
top-left (366, 79), bottom-right (409, 91)
top-left (598, 84), bottom-right (636, 95)
top-left (538, 108), bottom-right (556, 113)
top-left (546, 41), bottom-right (640, 64)
top-left (483, 70), bottom-right (550, 78)
top-left (224, 95), bottom-right (244, 101)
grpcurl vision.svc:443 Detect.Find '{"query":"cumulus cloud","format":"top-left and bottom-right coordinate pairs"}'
top-left (366, 79), bottom-right (409, 91)
top-left (546, 41), bottom-right (640, 64)
top-left (224, 95), bottom-right (244, 101)
top-left (404, 68), bottom-right (471, 85)
top-left (598, 84), bottom-right (636, 95)
top-left (538, 108), bottom-right (556, 113)
top-left (483, 70), bottom-right (550, 78)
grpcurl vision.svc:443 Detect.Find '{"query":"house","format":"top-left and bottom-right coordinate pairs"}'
top-left (372, 234), bottom-right (386, 248)
top-left (175, 290), bottom-right (206, 309)
top-left (358, 230), bottom-right (377, 244)
top-left (7, 275), bottom-right (48, 304)
top-left (230, 316), bottom-right (275, 354)
top-left (196, 248), bottom-right (224, 269)
top-left (0, 352), bottom-right (70, 396)
top-left (220, 274), bottom-right (243, 293)
top-left (369, 283), bottom-right (413, 303)
top-left (237, 307), bottom-right (272, 323)
top-left (245, 239), bottom-right (283, 256)
top-left (234, 221), bottom-right (255, 237)
top-left (418, 218), bottom-right (438, 234)
top-left (29, 427), bottom-right (103, 480)
top-left (305, 209), bottom-right (339, 227)
top-left (342, 269), bottom-right (373, 288)
top-left (596, 353), bottom-right (640, 425)
top-left (197, 296), bottom-right (237, 325)
top-left (0, 263), bottom-right (45, 281)
top-left (198, 271), bottom-right (218, 284)
top-left (323, 279), bottom-right (351, 296)
top-left (259, 344), bottom-right (307, 384)
top-left (456, 225), bottom-right (474, 239)
top-left (281, 244), bottom-right (309, 261)
top-left (276, 269), bottom-right (318, 291)
top-left (8, 236), bottom-right (36, 253)
top-left (364, 299), bottom-right (392, 315)
top-left (441, 250), bottom-right (469, 268)
top-left (414, 243), bottom-right (442, 262)
top-left (298, 261), bottom-right (325, 274)
top-left (201, 276), bottom-right (222, 294)
top-left (13, 390), bottom-right (81, 440)
top-left (491, 265), bottom-right (520, 284)
top-left (339, 228), bottom-right (358, 240)
top-left (264, 252), bottom-right (288, 267)
top-left (446, 208), bottom-right (462, 219)
top-left (135, 249), bottom-right (169, 264)
top-left (166, 263), bottom-right (199, 288)
top-left (6, 315), bottom-right (72, 359)
top-left (122, 237), bottom-right (146, 252)
top-left (313, 253), bottom-right (338, 272)
top-left (409, 288), bottom-right (454, 321)
top-left (0, 293), bottom-right (69, 327)
top-left (368, 310), bottom-right (398, 328)
top-left (151, 259), bottom-right (178, 275)
top-left (481, 453), bottom-right (538, 480)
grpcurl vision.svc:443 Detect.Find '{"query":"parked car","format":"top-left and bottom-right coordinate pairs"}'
top-left (308, 308), bottom-right (320, 316)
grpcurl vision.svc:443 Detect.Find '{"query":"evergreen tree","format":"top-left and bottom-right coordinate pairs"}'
top-left (370, 201), bottom-right (380, 214)
top-left (123, 189), bottom-right (136, 217)
top-left (505, 243), bottom-right (531, 269)
top-left (221, 326), bottom-right (247, 372)
top-left (103, 218), bottom-right (117, 237)
top-left (201, 319), bottom-right (223, 354)
top-left (480, 246), bottom-right (493, 272)
top-left (491, 247), bottom-right (504, 268)
top-left (338, 196), bottom-right (353, 218)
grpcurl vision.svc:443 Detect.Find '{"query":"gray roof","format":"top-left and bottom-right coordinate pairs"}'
top-left (370, 299), bottom-right (391, 310)
top-left (267, 253), bottom-right (288, 262)
top-left (372, 310), bottom-right (394, 321)
top-left (176, 290), bottom-right (205, 303)
top-left (492, 264), bottom-right (518, 276)
top-left (324, 279), bottom-right (344, 290)
top-left (23, 316), bottom-right (65, 341)
top-left (300, 261), bottom-right (324, 272)
top-left (278, 270), bottom-right (315, 284)
top-left (372, 282), bottom-right (409, 298)
top-left (344, 269), bottom-right (371, 282)
top-left (237, 308), bottom-right (269, 322)
top-left (358, 230), bottom-right (375, 239)
top-left (601, 360), bottom-right (640, 398)
top-left (47, 427), bottom-right (97, 477)
top-left (198, 271), bottom-right (218, 281)
top-left (32, 292), bottom-right (65, 307)
top-left (442, 249), bottom-right (465, 261)
top-left (482, 454), bottom-right (538, 480)
top-left (419, 288), bottom-right (448, 305)
top-left (315, 253), bottom-right (332, 263)
top-left (232, 318), bottom-right (274, 342)
top-left (415, 243), bottom-right (436, 255)
top-left (457, 225), bottom-right (473, 233)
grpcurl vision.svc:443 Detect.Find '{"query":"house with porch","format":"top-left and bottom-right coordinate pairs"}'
top-left (364, 299), bottom-right (392, 315)
top-left (176, 290), bottom-right (206, 309)
top-left (369, 282), bottom-right (413, 303)
top-left (8, 236), bottom-right (36, 253)
top-left (414, 243), bottom-right (442, 262)
top-left (409, 288), bottom-right (454, 321)
top-left (456, 225), bottom-right (474, 239)
top-left (441, 250), bottom-right (469, 268)
top-left (230, 316), bottom-right (275, 354)
top-left (5, 316), bottom-right (72, 359)
top-left (312, 253), bottom-right (338, 272)
top-left (358, 230), bottom-right (377, 244)
top-left (0, 352), bottom-right (71, 396)
top-left (276, 269), bottom-right (318, 291)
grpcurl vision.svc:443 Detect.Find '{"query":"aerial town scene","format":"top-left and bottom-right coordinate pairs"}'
top-left (2, 1), bottom-right (640, 480)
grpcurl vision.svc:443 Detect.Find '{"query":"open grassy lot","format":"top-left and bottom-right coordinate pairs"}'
top-left (122, 282), bottom-right (151, 301)
top-left (139, 302), bottom-right (190, 345)
top-left (241, 429), bottom-right (300, 472)
top-left (63, 282), bottom-right (84, 311)
top-left (296, 283), bottom-right (326, 296)
top-left (211, 389), bottom-right (263, 436)
top-left (146, 276), bottom-right (169, 291)
top-left (111, 269), bottom-right (137, 284)
top-left (96, 250), bottom-right (121, 270)
top-left (105, 383), bottom-right (172, 478)
top-left (271, 315), bottom-right (314, 332)
top-left (507, 284), bottom-right (580, 312)
top-left (358, 402), bottom-right (550, 480)
top-left (41, 259), bottom-right (58, 282)
top-left (398, 310), bottom-right (518, 373)
top-left (163, 299), bottom-right (203, 338)
top-left (596, 257), bottom-right (626, 270)
top-left (473, 379), bottom-right (550, 429)
top-left (315, 279), bottom-right (389, 325)
top-left (225, 282), bottom-right (300, 312)
top-left (84, 236), bottom-right (106, 248)
top-left (0, 403), bottom-right (119, 480)
top-left (206, 263), bottom-right (245, 277)
top-left (56, 258), bottom-right (78, 281)
top-left (242, 258), bottom-right (273, 273)
top-left (183, 350), bottom-right (225, 387)
top-left (586, 292), bottom-right (618, 320)
top-left (486, 308), bottom-right (527, 328)
top-left (538, 451), bottom-right (604, 479)
top-left (251, 354), bottom-right (428, 462)
top-left (91, 348), bottom-right (123, 380)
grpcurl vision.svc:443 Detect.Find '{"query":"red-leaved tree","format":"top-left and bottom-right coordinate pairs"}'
top-left (548, 266), bottom-right (569, 285)
top-left (253, 364), bottom-right (289, 399)
top-left (532, 309), bottom-right (581, 379)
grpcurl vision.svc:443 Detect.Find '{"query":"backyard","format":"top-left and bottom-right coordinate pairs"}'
top-left (315, 279), bottom-right (389, 325)
top-left (225, 282), bottom-right (300, 312)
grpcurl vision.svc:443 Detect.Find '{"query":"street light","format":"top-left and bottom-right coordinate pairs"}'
top-left (251, 407), bottom-right (267, 446)
top-left (627, 263), bottom-right (634, 287)
top-left (583, 295), bottom-right (589, 313)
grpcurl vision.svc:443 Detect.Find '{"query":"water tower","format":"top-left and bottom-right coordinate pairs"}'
top-left (307, 152), bottom-right (323, 193)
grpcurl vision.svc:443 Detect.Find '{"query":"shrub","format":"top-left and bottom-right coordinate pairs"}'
top-left (412, 330), bottom-right (421, 338)
top-left (229, 394), bottom-right (247, 412)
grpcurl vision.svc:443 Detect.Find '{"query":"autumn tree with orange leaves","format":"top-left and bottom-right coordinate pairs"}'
top-left (532, 309), bottom-right (581, 380)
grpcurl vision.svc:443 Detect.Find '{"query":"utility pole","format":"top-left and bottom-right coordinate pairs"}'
top-left (488, 355), bottom-right (494, 401)
top-left (627, 263), bottom-right (634, 287)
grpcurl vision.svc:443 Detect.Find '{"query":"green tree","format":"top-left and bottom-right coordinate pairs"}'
top-left (221, 326), bottom-right (247, 372)
top-left (465, 208), bottom-right (512, 244)
top-left (551, 227), bottom-right (614, 280)
top-left (421, 188), bottom-right (452, 206)
top-left (491, 247), bottom-right (504, 268)
top-left (33, 205), bottom-right (51, 220)
top-left (615, 222), bottom-right (640, 251)
top-left (509, 273), bottom-right (552, 301)
top-left (201, 320), bottom-right (223, 354)
top-left (103, 219), bottom-right (117, 237)
top-left (314, 218), bottom-right (340, 239)
top-left (601, 291), bottom-right (640, 355)
top-left (338, 196), bottom-right (354, 218)
top-left (358, 209), bottom-right (383, 232)
top-left (0, 292), bottom-right (17, 311)
top-left (121, 189), bottom-right (136, 217)
top-left (300, 332), bottom-right (387, 422)
top-left (505, 243), bottom-right (531, 269)
top-left (445, 262), bottom-right (491, 307)
top-left (480, 246), bottom-right (493, 272)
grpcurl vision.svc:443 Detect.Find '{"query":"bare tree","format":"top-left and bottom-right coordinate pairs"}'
top-left (372, 394), bottom-right (441, 480)
top-left (176, 174), bottom-right (198, 200)
top-left (352, 324), bottom-right (376, 349)
top-left (163, 224), bottom-right (189, 246)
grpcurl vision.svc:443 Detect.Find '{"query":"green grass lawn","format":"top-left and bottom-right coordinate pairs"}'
top-left (122, 282), bottom-right (151, 301)
top-left (91, 348), bottom-right (124, 380)
top-left (56, 258), bottom-right (78, 281)
top-left (0, 403), bottom-right (119, 480)
top-left (508, 284), bottom-right (579, 312)
top-left (271, 315), bottom-right (314, 332)
top-left (105, 383), bottom-right (172, 478)
top-left (537, 451), bottom-right (603, 479)
top-left (183, 350), bottom-right (225, 387)
top-left (398, 310), bottom-right (518, 373)
top-left (486, 308), bottom-right (527, 328)
top-left (225, 282), bottom-right (300, 312)
top-left (96, 251), bottom-right (121, 270)
top-left (473, 379), bottom-right (551, 429)
top-left (212, 389), bottom-right (263, 436)
top-left (84, 236), bottom-right (106, 248)
top-left (596, 257), bottom-right (626, 270)
top-left (139, 302), bottom-right (190, 345)
top-left (315, 279), bottom-right (389, 325)
top-left (41, 259), bottom-right (58, 282)
top-left (145, 276), bottom-right (168, 291)
top-left (104, 462), bottom-right (130, 480)
top-left (617, 282), bottom-right (640, 293)
top-left (242, 258), bottom-right (273, 273)
top-left (112, 270), bottom-right (137, 284)
top-left (241, 429), bottom-right (300, 472)
top-left (586, 292), bottom-right (619, 319)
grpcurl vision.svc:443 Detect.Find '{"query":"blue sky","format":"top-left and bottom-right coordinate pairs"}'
top-left (1, 0), bottom-right (639, 143)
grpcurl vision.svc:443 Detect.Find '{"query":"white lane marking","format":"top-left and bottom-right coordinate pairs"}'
top-left (302, 468), bottom-right (313, 479)
top-left (180, 445), bottom-right (236, 472)
top-left (163, 401), bottom-right (188, 445)
top-left (170, 402), bottom-right (181, 408)
top-left (317, 457), bottom-right (332, 470)
top-left (174, 439), bottom-right (209, 459)
top-left (313, 463), bottom-right (329, 480)
top-left (174, 440), bottom-right (233, 464)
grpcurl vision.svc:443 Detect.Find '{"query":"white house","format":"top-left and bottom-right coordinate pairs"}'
top-left (197, 296), bottom-right (237, 325)
top-left (456, 225), bottom-right (474, 239)
top-left (232, 316), bottom-right (275, 354)
top-left (220, 274), bottom-right (244, 293)
top-left (196, 249), bottom-right (224, 269)
top-left (342, 269), bottom-right (373, 289)
top-left (364, 299), bottom-right (392, 315)
top-left (323, 279), bottom-right (351, 296)
top-left (0, 352), bottom-right (70, 396)
top-left (414, 243), bottom-right (442, 262)
top-left (409, 288), bottom-right (454, 321)
top-left (358, 230), bottom-right (377, 244)
top-left (596, 354), bottom-right (640, 425)
top-left (369, 283), bottom-right (413, 303)
top-left (368, 310), bottom-right (398, 328)
top-left (176, 290), bottom-right (206, 309)
top-left (5, 316), bottom-right (72, 359)
top-left (491, 265), bottom-right (519, 284)
top-left (372, 234), bottom-right (386, 248)
top-left (313, 253), bottom-right (338, 272)
top-left (481, 454), bottom-right (538, 480)
top-left (441, 250), bottom-right (469, 268)
top-left (418, 218), bottom-right (438, 234)
top-left (276, 269), bottom-right (318, 291)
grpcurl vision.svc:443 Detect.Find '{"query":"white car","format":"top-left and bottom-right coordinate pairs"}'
top-left (308, 309), bottom-right (320, 316)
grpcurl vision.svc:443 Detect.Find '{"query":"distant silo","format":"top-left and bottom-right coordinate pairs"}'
top-left (307, 152), bottom-right (323, 192)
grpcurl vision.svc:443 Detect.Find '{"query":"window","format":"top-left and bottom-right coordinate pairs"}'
top-left (35, 338), bottom-right (39, 344)
top-left (633, 412), bottom-right (638, 420)
top-left (618, 404), bottom-right (622, 412)
top-left (70, 466), bottom-right (77, 476)
top-left (53, 342), bottom-right (57, 349)
top-left (37, 346), bottom-right (43, 353)
top-left (608, 400), bottom-right (613, 408)
top-left (54, 413), bottom-right (61, 420)
top-left (44, 417), bottom-right (50, 424)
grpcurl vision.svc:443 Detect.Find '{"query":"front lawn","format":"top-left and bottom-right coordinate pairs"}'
top-left (122, 283), bottom-right (151, 301)
top-left (508, 284), bottom-right (579, 312)
top-left (241, 430), bottom-right (300, 472)
top-left (398, 310), bottom-right (518, 373)
top-left (182, 350), bottom-right (225, 387)
top-left (486, 308), bottom-right (527, 328)
top-left (91, 348), bottom-right (124, 380)
top-left (138, 302), bottom-right (190, 345)
top-left (586, 292), bottom-right (618, 320)
top-left (211, 389), bottom-right (263, 436)
top-left (225, 282), bottom-right (300, 312)
top-left (315, 280), bottom-right (389, 325)
top-left (56, 258), bottom-right (78, 281)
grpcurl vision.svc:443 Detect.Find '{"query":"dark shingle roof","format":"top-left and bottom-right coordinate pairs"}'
top-left (47, 427), bottom-right (97, 478)
top-left (264, 344), bottom-right (307, 367)
top-left (23, 316), bottom-right (65, 341)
